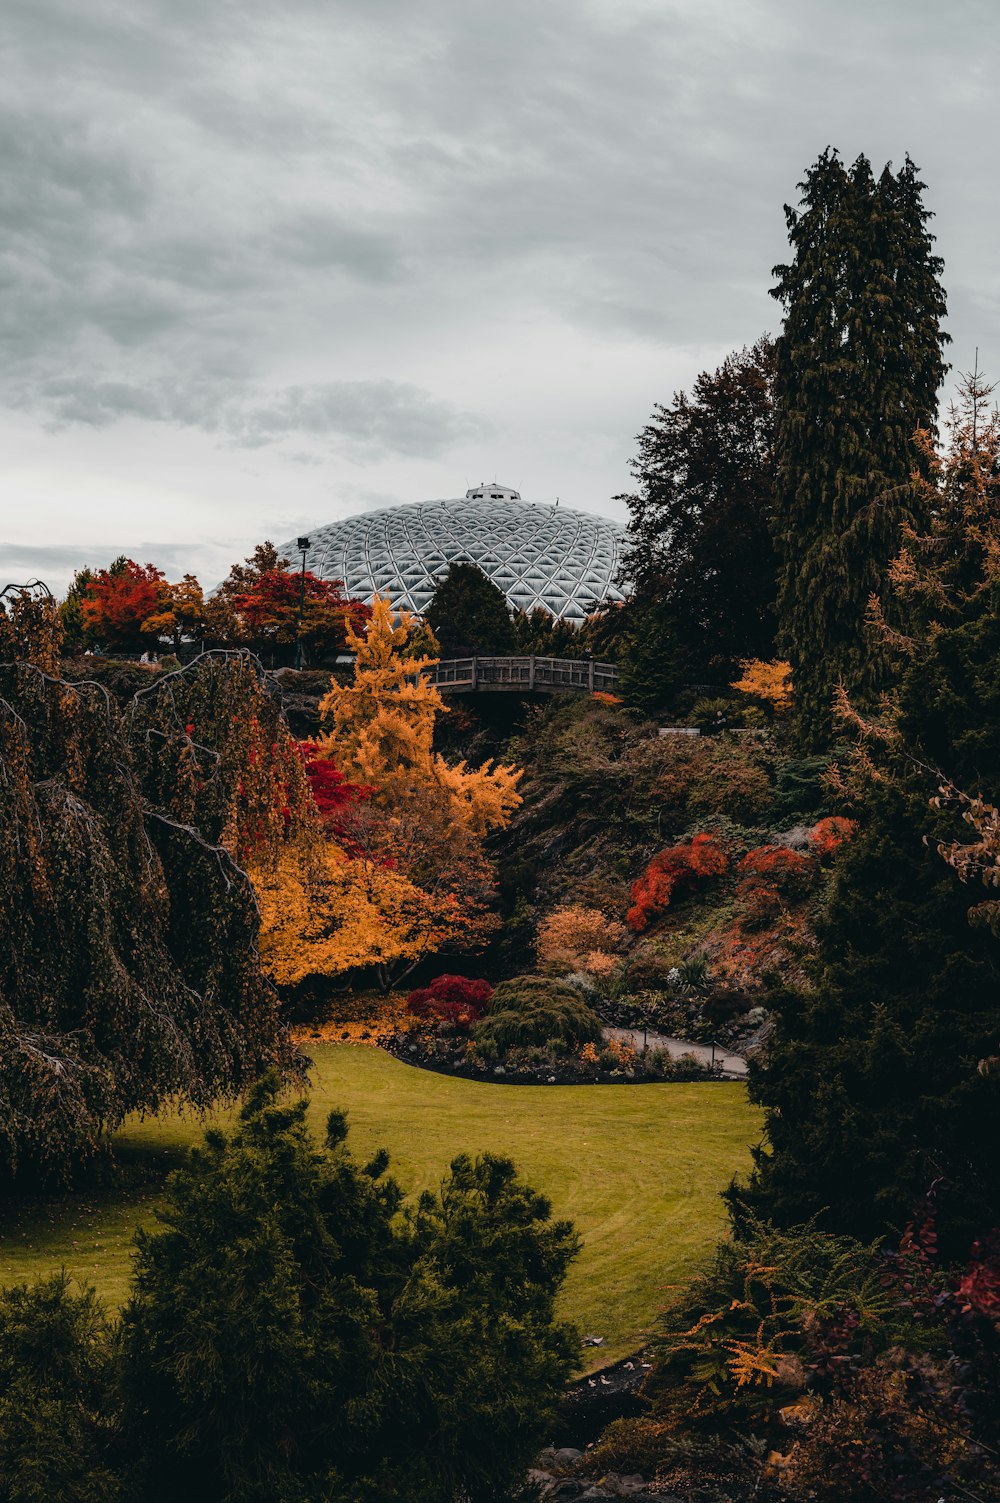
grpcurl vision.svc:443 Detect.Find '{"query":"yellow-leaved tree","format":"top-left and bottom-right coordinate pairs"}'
top-left (316, 595), bottom-right (521, 830)
top-left (255, 596), bottom-right (522, 991)
top-left (731, 658), bottom-right (793, 714)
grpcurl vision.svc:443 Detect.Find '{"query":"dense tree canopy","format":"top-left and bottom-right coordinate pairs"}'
top-left (617, 337), bottom-right (777, 704)
top-left (424, 561), bottom-right (516, 657)
top-left (770, 150), bottom-right (949, 745)
top-left (0, 595), bottom-right (309, 1176)
top-left (209, 542), bottom-right (370, 663)
top-left (81, 557), bottom-right (165, 652)
top-left (58, 544), bottom-right (369, 664)
top-left (736, 374), bottom-right (1000, 1250)
top-left (510, 605), bottom-right (589, 658)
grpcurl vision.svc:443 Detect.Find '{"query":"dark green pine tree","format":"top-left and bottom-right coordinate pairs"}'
top-left (617, 337), bottom-right (778, 701)
top-left (732, 374), bottom-right (1000, 1253)
top-left (771, 150), bottom-right (949, 747)
top-left (57, 566), bottom-right (95, 651)
top-left (424, 560), bottom-right (516, 657)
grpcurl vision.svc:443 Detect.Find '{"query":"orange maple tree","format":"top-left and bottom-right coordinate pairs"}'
top-left (730, 658), bottom-right (793, 713)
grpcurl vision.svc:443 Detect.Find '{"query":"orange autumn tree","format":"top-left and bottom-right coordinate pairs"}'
top-left (315, 594), bottom-right (521, 832)
top-left (254, 843), bottom-right (471, 992)
top-left (140, 573), bottom-right (207, 650)
top-left (731, 658), bottom-right (793, 713)
top-left (536, 904), bottom-right (628, 979)
top-left (256, 596), bottom-right (522, 991)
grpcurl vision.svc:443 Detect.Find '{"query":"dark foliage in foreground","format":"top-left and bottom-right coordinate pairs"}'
top-left (0, 1076), bottom-right (579, 1503)
top-left (0, 595), bottom-right (302, 1180)
top-left (734, 376), bottom-right (1000, 1254)
top-left (588, 1215), bottom-right (1000, 1502)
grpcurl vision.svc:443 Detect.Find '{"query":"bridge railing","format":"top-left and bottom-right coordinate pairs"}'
top-left (426, 656), bottom-right (619, 694)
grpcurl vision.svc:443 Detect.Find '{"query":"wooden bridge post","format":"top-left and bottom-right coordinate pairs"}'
top-left (528, 656), bottom-right (535, 690)
top-left (470, 657), bottom-right (478, 690)
top-left (588, 657), bottom-right (595, 691)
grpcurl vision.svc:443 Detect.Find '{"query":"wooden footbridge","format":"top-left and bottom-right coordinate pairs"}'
top-left (426, 655), bottom-right (619, 695)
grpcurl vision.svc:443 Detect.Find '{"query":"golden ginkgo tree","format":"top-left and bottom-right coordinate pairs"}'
top-left (255, 596), bottom-right (522, 992)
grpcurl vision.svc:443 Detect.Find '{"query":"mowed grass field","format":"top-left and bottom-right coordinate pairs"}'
top-left (0, 1046), bottom-right (762, 1367)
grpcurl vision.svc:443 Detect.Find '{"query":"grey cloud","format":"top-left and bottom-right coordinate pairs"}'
top-left (0, 540), bottom-right (190, 592)
top-left (27, 373), bottom-right (490, 461)
top-left (0, 0), bottom-right (998, 455)
top-left (227, 381), bottom-right (488, 457)
top-left (267, 213), bottom-right (405, 283)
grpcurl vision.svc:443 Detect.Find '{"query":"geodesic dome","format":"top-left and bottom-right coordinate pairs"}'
top-left (280, 486), bottom-right (626, 623)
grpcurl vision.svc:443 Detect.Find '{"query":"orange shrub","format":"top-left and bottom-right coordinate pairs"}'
top-left (627, 834), bottom-right (728, 932)
top-left (536, 904), bottom-right (627, 974)
top-left (809, 815), bottom-right (857, 858)
top-left (735, 845), bottom-right (815, 927)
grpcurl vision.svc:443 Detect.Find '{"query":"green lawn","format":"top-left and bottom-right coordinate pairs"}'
top-left (0, 1046), bottom-right (761, 1367)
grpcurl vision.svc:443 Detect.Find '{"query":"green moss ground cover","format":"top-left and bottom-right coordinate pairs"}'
top-left (0, 1045), bottom-right (761, 1366)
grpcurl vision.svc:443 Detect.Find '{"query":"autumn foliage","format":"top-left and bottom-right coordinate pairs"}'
top-left (82, 558), bottom-right (165, 651)
top-left (215, 543), bottom-right (370, 659)
top-left (61, 542), bottom-right (370, 662)
top-left (255, 597), bottom-right (523, 990)
top-left (627, 834), bottom-right (728, 931)
top-left (730, 657), bottom-right (793, 712)
top-left (405, 974), bottom-right (494, 1028)
top-left (809, 815), bottom-right (857, 858)
top-left (536, 904), bottom-right (627, 977)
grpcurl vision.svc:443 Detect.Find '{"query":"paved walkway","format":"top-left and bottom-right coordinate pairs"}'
top-left (603, 1026), bottom-right (748, 1079)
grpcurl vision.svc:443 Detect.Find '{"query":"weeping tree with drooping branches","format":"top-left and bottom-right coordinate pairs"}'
top-left (0, 586), bottom-right (313, 1179)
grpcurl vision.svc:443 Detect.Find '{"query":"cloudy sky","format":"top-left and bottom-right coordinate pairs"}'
top-left (1, 0), bottom-right (997, 594)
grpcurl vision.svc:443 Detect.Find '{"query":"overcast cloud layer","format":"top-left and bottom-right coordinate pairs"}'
top-left (1, 0), bottom-right (998, 594)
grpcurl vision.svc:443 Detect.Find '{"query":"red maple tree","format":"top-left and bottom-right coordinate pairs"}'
top-left (406, 974), bottom-right (494, 1029)
top-left (82, 558), bottom-right (165, 650)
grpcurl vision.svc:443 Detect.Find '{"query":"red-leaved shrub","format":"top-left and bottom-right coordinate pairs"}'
top-left (956, 1230), bottom-right (1000, 1320)
top-left (406, 974), bottom-right (493, 1029)
top-left (627, 834), bottom-right (728, 932)
top-left (809, 815), bottom-right (858, 858)
top-left (735, 845), bottom-right (815, 927)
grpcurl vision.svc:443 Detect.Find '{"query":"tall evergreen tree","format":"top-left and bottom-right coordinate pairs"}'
top-left (733, 374), bottom-right (1000, 1252)
top-left (617, 338), bottom-right (777, 703)
top-left (424, 561), bottom-right (515, 657)
top-left (771, 151), bottom-right (949, 745)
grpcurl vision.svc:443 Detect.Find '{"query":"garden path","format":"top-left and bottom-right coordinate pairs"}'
top-left (602, 1027), bottom-right (748, 1079)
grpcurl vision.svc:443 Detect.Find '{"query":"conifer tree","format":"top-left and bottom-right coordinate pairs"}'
top-left (617, 338), bottom-right (778, 698)
top-left (734, 373), bottom-right (1000, 1251)
top-left (770, 150), bottom-right (949, 745)
top-left (424, 560), bottom-right (515, 657)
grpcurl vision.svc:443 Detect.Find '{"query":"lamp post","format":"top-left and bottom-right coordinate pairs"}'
top-left (295, 536), bottom-right (310, 671)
